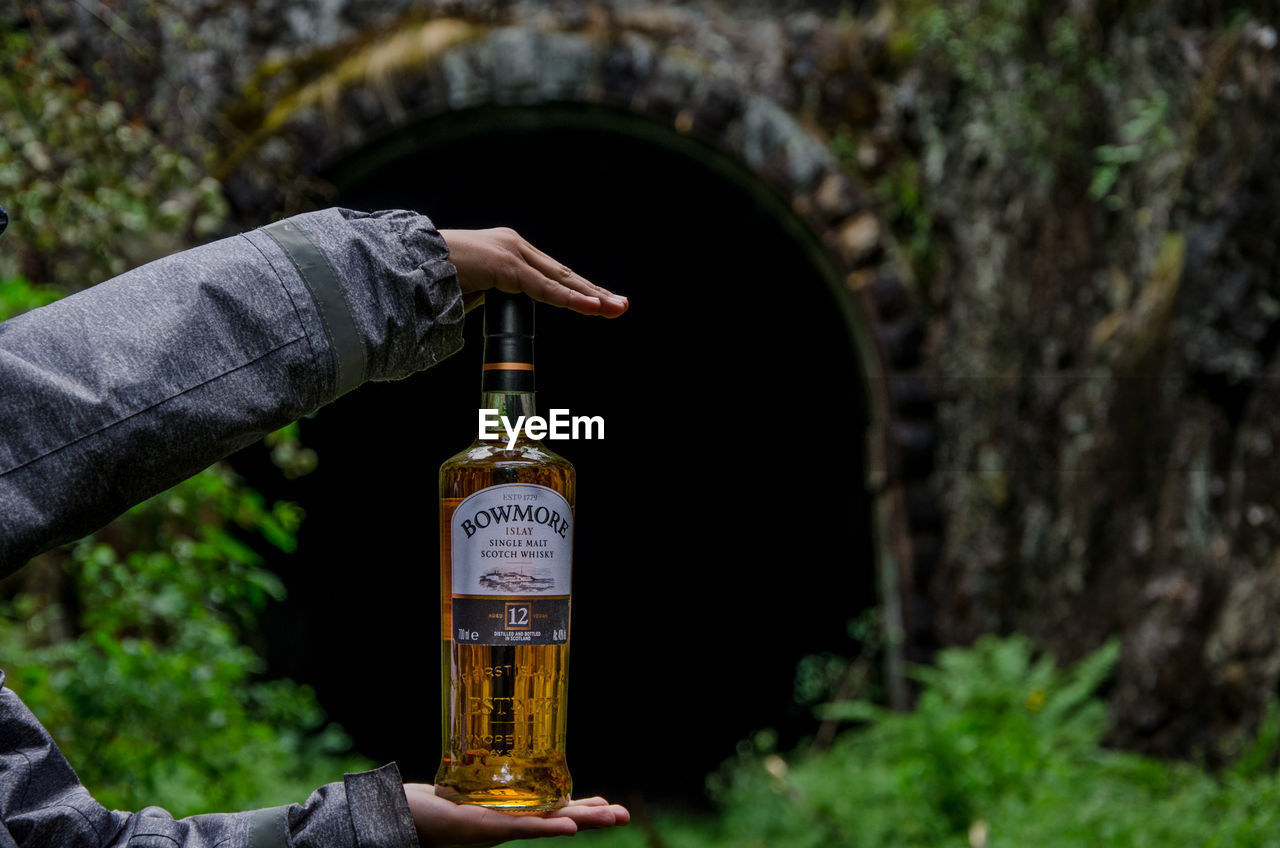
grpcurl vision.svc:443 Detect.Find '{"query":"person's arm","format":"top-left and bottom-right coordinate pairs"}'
top-left (0, 208), bottom-right (459, 572)
top-left (0, 668), bottom-right (422, 848)
top-left (0, 211), bottom-right (627, 574)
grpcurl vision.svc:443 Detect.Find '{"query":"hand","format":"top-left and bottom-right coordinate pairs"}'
top-left (403, 784), bottom-right (631, 847)
top-left (440, 228), bottom-right (629, 318)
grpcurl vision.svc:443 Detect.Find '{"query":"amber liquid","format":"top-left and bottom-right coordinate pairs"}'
top-left (436, 438), bottom-right (575, 812)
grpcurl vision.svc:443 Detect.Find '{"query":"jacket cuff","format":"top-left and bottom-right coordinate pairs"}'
top-left (344, 763), bottom-right (420, 848)
top-left (242, 208), bottom-right (465, 402)
top-left (286, 762), bottom-right (418, 848)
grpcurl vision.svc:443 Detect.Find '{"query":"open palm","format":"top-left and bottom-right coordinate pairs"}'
top-left (404, 784), bottom-right (630, 847)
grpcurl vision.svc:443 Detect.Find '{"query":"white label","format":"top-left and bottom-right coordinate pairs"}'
top-left (451, 484), bottom-right (573, 596)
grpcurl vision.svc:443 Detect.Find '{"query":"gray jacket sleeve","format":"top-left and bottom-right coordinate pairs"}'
top-left (0, 208), bottom-right (460, 845)
top-left (0, 207), bottom-right (464, 573)
top-left (0, 670), bottom-right (420, 848)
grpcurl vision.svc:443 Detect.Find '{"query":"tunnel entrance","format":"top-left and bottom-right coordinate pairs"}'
top-left (241, 104), bottom-right (877, 808)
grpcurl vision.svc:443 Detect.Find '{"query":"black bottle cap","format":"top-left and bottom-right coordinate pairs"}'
top-left (482, 291), bottom-right (535, 392)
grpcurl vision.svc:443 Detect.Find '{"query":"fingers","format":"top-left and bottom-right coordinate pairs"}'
top-left (441, 228), bottom-right (629, 318)
top-left (515, 241), bottom-right (629, 318)
top-left (516, 240), bottom-right (627, 304)
top-left (406, 785), bottom-right (580, 845)
top-left (404, 784), bottom-right (629, 846)
top-left (484, 812), bottom-right (579, 839)
top-left (547, 797), bottom-right (632, 830)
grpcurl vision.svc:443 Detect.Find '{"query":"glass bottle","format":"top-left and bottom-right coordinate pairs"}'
top-left (435, 291), bottom-right (574, 812)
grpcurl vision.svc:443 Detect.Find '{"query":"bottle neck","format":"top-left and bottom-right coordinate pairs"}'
top-left (481, 388), bottom-right (537, 422)
top-left (479, 359), bottom-right (536, 442)
top-left (480, 291), bottom-right (536, 439)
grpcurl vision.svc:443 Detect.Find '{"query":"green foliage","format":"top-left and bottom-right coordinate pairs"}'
top-left (0, 29), bottom-right (226, 287)
top-left (875, 158), bottom-right (938, 302)
top-left (794, 610), bottom-right (886, 711)
top-left (906, 0), bottom-right (1112, 175)
top-left (0, 465), bottom-right (372, 817)
top-left (895, 0), bottom-right (1127, 195)
top-left (1090, 92), bottom-right (1176, 209)
top-left (567, 635), bottom-right (1280, 847)
top-left (0, 274), bottom-right (63, 321)
top-left (264, 421), bottom-right (321, 479)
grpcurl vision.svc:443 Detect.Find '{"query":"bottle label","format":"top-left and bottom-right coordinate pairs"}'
top-left (449, 484), bottom-right (572, 646)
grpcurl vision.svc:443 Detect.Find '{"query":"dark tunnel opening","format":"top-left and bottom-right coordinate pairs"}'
top-left (234, 103), bottom-right (878, 808)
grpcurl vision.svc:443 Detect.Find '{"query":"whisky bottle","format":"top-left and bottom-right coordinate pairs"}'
top-left (435, 291), bottom-right (574, 812)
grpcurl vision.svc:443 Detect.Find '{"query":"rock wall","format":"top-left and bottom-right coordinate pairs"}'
top-left (893, 0), bottom-right (1280, 756)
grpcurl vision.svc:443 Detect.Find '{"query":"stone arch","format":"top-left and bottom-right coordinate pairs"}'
top-left (226, 17), bottom-right (938, 705)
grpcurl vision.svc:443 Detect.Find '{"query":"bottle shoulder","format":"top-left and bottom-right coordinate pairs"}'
top-left (441, 440), bottom-right (575, 471)
top-left (440, 440), bottom-right (576, 503)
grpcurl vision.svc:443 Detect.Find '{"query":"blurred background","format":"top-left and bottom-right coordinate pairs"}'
top-left (2, 0), bottom-right (1279, 844)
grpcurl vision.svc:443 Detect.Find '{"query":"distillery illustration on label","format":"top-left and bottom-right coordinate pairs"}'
top-left (435, 290), bottom-right (576, 814)
top-left (479, 571), bottom-right (556, 592)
